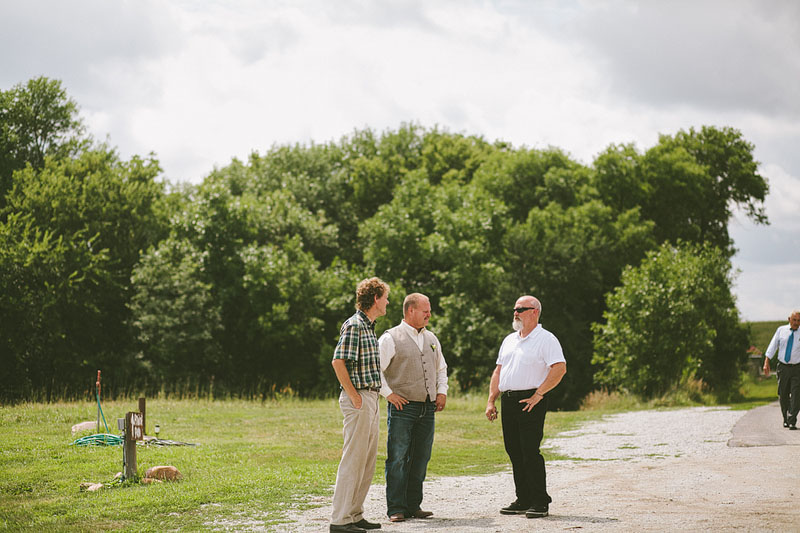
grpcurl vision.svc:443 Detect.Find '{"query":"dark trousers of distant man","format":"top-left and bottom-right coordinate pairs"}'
top-left (501, 389), bottom-right (552, 507)
top-left (777, 362), bottom-right (800, 425)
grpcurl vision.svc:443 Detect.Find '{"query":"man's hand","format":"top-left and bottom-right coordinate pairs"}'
top-left (519, 392), bottom-right (543, 412)
top-left (349, 392), bottom-right (363, 409)
top-left (485, 403), bottom-right (498, 422)
top-left (387, 392), bottom-right (408, 410)
top-left (763, 362), bottom-right (771, 378)
top-left (435, 393), bottom-right (447, 412)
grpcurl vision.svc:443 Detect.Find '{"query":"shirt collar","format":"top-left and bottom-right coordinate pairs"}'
top-left (356, 309), bottom-right (375, 330)
top-left (518, 323), bottom-right (541, 340)
top-left (401, 319), bottom-right (425, 335)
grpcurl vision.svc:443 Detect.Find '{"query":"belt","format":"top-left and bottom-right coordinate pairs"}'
top-left (778, 362), bottom-right (799, 367)
top-left (501, 388), bottom-right (537, 398)
top-left (357, 387), bottom-right (381, 392)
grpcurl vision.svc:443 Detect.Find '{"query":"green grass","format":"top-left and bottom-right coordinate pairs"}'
top-left (734, 373), bottom-right (778, 409)
top-left (0, 394), bottom-right (594, 531)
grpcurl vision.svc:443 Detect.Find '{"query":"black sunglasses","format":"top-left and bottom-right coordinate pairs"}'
top-left (513, 307), bottom-right (538, 314)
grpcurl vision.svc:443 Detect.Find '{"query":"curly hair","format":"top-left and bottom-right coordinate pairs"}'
top-left (355, 277), bottom-right (389, 312)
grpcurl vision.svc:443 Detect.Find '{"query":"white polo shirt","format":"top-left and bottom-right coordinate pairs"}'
top-left (496, 324), bottom-right (565, 391)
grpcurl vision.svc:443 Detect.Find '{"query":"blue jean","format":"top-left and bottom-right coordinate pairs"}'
top-left (385, 400), bottom-right (436, 517)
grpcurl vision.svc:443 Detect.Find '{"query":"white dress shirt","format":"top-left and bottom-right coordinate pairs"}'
top-left (765, 325), bottom-right (800, 364)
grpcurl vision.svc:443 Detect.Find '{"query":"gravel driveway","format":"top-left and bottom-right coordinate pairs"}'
top-left (277, 402), bottom-right (800, 532)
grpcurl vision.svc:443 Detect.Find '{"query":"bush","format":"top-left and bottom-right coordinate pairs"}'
top-left (591, 242), bottom-right (748, 399)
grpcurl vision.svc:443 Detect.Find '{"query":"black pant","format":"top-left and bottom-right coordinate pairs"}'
top-left (777, 362), bottom-right (800, 425)
top-left (501, 389), bottom-right (551, 506)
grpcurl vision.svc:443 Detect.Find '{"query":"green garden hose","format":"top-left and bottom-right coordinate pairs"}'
top-left (71, 433), bottom-right (123, 446)
top-left (70, 380), bottom-right (116, 446)
top-left (96, 389), bottom-right (110, 433)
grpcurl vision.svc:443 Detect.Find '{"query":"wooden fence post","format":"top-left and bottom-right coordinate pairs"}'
top-left (123, 412), bottom-right (144, 480)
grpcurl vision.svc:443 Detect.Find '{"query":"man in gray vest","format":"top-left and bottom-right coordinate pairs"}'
top-left (378, 293), bottom-right (448, 523)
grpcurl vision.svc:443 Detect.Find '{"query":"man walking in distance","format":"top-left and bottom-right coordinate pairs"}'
top-left (378, 293), bottom-right (448, 523)
top-left (763, 309), bottom-right (800, 430)
top-left (485, 295), bottom-right (566, 519)
top-left (330, 277), bottom-right (390, 533)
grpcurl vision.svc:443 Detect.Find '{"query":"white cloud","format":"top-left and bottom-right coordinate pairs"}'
top-left (566, 0), bottom-right (800, 117)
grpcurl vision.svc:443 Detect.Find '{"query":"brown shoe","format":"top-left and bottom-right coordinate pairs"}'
top-left (411, 510), bottom-right (433, 519)
top-left (389, 513), bottom-right (405, 522)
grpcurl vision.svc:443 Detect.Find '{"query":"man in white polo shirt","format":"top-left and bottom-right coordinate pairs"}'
top-left (485, 295), bottom-right (566, 519)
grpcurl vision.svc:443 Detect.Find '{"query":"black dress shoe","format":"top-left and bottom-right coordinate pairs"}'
top-left (353, 518), bottom-right (381, 529)
top-left (784, 422), bottom-right (790, 428)
top-left (790, 424), bottom-right (798, 430)
top-left (500, 500), bottom-right (530, 515)
top-left (330, 523), bottom-right (366, 533)
top-left (526, 504), bottom-right (549, 518)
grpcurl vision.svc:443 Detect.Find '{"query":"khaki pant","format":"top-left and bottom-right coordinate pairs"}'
top-left (331, 389), bottom-right (380, 525)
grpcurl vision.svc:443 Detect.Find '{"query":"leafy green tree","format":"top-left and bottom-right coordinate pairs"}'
top-left (129, 237), bottom-right (222, 393)
top-left (0, 148), bottom-right (166, 399)
top-left (419, 128), bottom-right (494, 185)
top-left (473, 147), bottom-right (576, 221)
top-left (131, 176), bottom-right (346, 396)
top-left (592, 143), bottom-right (649, 213)
top-left (215, 126), bottom-right (422, 266)
top-left (592, 242), bottom-right (748, 398)
top-left (0, 214), bottom-right (111, 401)
top-left (361, 171), bottom-right (511, 389)
top-left (0, 77), bottom-right (88, 210)
top-left (1, 108), bottom-right (769, 404)
top-left (593, 127), bottom-right (769, 253)
top-left (535, 165), bottom-right (595, 209)
top-left (239, 236), bottom-right (334, 394)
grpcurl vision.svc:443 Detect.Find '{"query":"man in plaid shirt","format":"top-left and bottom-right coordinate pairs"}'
top-left (330, 277), bottom-right (390, 533)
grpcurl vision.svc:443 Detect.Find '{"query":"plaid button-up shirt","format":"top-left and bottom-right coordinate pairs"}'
top-left (333, 310), bottom-right (382, 389)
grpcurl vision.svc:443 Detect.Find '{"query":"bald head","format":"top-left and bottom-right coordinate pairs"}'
top-left (512, 295), bottom-right (541, 335)
top-left (404, 293), bottom-right (431, 331)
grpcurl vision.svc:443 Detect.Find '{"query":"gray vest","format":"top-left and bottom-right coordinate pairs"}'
top-left (383, 325), bottom-right (438, 402)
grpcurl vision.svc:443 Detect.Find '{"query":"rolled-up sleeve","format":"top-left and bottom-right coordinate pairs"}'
top-left (378, 333), bottom-right (396, 397)
top-left (435, 339), bottom-right (449, 395)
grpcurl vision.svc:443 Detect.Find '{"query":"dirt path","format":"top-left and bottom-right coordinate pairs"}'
top-left (279, 403), bottom-right (800, 532)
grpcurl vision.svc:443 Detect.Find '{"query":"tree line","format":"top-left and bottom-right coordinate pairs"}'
top-left (0, 77), bottom-right (768, 407)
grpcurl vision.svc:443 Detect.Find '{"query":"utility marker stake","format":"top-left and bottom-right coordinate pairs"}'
top-left (123, 411), bottom-right (144, 480)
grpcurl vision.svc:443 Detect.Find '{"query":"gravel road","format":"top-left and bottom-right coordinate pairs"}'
top-left (273, 403), bottom-right (800, 532)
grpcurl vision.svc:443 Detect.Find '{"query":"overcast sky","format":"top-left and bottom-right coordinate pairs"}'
top-left (2, 0), bottom-right (798, 323)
